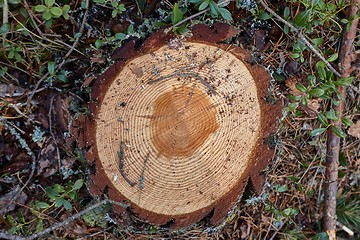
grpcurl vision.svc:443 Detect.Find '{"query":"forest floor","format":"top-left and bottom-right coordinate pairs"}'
top-left (0, 0), bottom-right (359, 239)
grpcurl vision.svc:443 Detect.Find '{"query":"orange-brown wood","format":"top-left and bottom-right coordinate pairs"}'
top-left (77, 23), bottom-right (283, 228)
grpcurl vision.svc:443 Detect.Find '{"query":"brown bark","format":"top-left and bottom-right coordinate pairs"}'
top-left (324, 1), bottom-right (360, 239)
top-left (79, 24), bottom-right (283, 228)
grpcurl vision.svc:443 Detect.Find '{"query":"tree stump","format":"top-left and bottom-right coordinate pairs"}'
top-left (79, 24), bottom-right (282, 228)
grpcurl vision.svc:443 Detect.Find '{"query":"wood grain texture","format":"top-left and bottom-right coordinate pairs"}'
top-left (95, 42), bottom-right (261, 216)
top-left (78, 24), bottom-right (283, 228)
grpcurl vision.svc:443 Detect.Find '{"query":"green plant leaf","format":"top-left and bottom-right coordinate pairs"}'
top-left (173, 26), bottom-right (189, 35)
top-left (111, 1), bottom-right (118, 7)
top-left (115, 32), bottom-right (126, 40)
top-left (311, 37), bottom-right (324, 46)
top-left (8, 51), bottom-right (15, 59)
top-left (295, 82), bottom-right (307, 92)
top-left (307, 75), bottom-right (316, 86)
top-left (45, 0), bottom-right (55, 7)
top-left (0, 23), bottom-right (10, 34)
top-left (57, 73), bottom-right (68, 82)
top-left (291, 53), bottom-right (300, 59)
top-left (294, 10), bottom-right (310, 27)
top-left (199, 0), bottom-right (209, 11)
top-left (310, 128), bottom-right (326, 136)
top-left (63, 4), bottom-right (70, 11)
top-left (112, 9), bottom-right (117, 18)
top-left (258, 11), bottom-right (272, 20)
top-left (317, 113), bottom-right (329, 127)
top-left (327, 53), bottom-right (338, 62)
top-left (36, 219), bottom-right (44, 233)
top-left (335, 77), bottom-right (354, 86)
top-left (35, 201), bottom-right (50, 209)
top-left (46, 187), bottom-right (58, 200)
top-left (219, 7), bottom-right (232, 20)
top-left (34, 5), bottom-right (47, 12)
top-left (284, 25), bottom-right (289, 34)
top-left (95, 39), bottom-right (102, 49)
top-left (117, 4), bottom-right (126, 12)
top-left (0, 67), bottom-right (7, 77)
top-left (308, 88), bottom-right (324, 97)
top-left (288, 102), bottom-right (299, 111)
top-left (289, 94), bottom-right (301, 101)
top-left (341, 117), bottom-right (353, 127)
top-left (62, 199), bottom-right (73, 211)
top-left (301, 96), bottom-right (308, 106)
top-left (283, 207), bottom-right (299, 216)
top-left (67, 191), bottom-right (77, 200)
top-left (325, 109), bottom-right (337, 120)
top-left (283, 7), bottom-right (290, 19)
top-left (316, 61), bottom-right (327, 80)
top-left (50, 7), bottom-right (63, 17)
top-left (53, 183), bottom-right (65, 193)
top-left (275, 184), bottom-right (288, 193)
top-left (43, 11), bottom-right (53, 20)
top-left (14, 52), bottom-right (22, 62)
top-left (209, 0), bottom-right (219, 16)
top-left (331, 125), bottom-right (346, 138)
top-left (72, 179), bottom-right (84, 190)
top-left (47, 61), bottom-right (55, 76)
top-left (55, 198), bottom-right (64, 207)
top-left (172, 3), bottom-right (183, 24)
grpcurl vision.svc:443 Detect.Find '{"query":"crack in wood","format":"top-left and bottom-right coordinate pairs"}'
top-left (118, 141), bottom-right (136, 187)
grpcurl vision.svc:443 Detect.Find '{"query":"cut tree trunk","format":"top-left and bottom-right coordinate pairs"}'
top-left (76, 23), bottom-right (282, 228)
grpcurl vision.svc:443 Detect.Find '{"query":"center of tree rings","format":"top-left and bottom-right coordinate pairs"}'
top-left (151, 85), bottom-right (219, 158)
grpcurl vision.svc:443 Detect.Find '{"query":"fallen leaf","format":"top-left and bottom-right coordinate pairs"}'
top-left (0, 185), bottom-right (28, 215)
top-left (348, 121), bottom-right (360, 138)
top-left (303, 98), bottom-right (320, 117)
top-left (254, 29), bottom-right (267, 51)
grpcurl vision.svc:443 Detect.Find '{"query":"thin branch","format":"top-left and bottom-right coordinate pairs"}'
top-left (48, 96), bottom-right (62, 170)
top-left (23, 0), bottom-right (45, 38)
top-left (258, 0), bottom-right (342, 78)
top-left (29, 0), bottom-right (89, 102)
top-left (2, 0), bottom-right (8, 24)
top-left (2, 122), bottom-right (37, 212)
top-left (59, 0), bottom-right (89, 65)
top-left (0, 199), bottom-right (129, 240)
top-left (324, 1), bottom-right (359, 239)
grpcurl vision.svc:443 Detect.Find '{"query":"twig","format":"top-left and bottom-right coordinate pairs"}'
top-left (0, 199), bottom-right (129, 240)
top-left (59, 0), bottom-right (89, 67)
top-left (23, 0), bottom-right (45, 38)
top-left (164, 0), bottom-right (230, 34)
top-left (2, 0), bottom-right (8, 24)
top-left (2, 122), bottom-right (37, 213)
top-left (336, 221), bottom-right (354, 237)
top-left (134, 0), bottom-right (143, 20)
top-left (48, 96), bottom-right (62, 170)
top-left (258, 0), bottom-right (342, 78)
top-left (324, 1), bottom-right (359, 239)
top-left (29, 0), bottom-right (89, 102)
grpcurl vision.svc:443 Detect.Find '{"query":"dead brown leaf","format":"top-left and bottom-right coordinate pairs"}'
top-left (0, 185), bottom-right (28, 215)
top-left (348, 121), bottom-right (360, 138)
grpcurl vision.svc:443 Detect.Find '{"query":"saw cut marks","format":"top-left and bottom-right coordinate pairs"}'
top-left (94, 41), bottom-right (261, 219)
